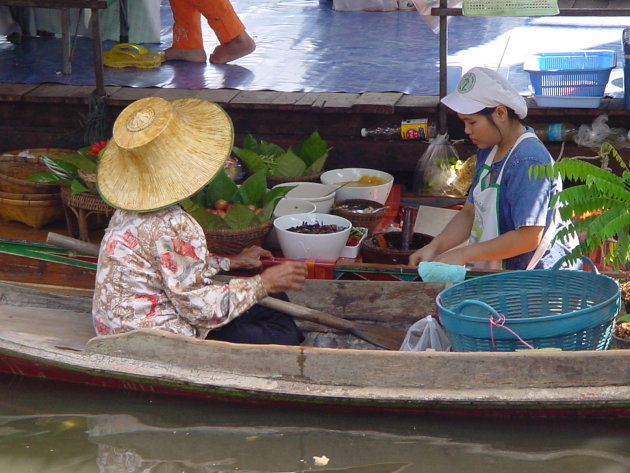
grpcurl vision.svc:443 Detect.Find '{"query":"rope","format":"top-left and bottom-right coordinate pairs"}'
top-left (489, 311), bottom-right (534, 350)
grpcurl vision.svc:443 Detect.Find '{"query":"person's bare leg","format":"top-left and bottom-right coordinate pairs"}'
top-left (209, 31), bottom-right (255, 64)
top-left (164, 47), bottom-right (207, 62)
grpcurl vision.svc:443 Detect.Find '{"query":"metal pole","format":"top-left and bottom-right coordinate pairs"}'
top-left (61, 8), bottom-right (71, 74)
top-left (437, 0), bottom-right (448, 134)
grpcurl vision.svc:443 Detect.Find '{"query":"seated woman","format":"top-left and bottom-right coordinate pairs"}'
top-left (93, 96), bottom-right (307, 345)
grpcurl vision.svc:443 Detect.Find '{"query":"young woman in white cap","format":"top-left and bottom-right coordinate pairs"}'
top-left (410, 67), bottom-right (578, 270)
top-left (93, 96), bottom-right (307, 345)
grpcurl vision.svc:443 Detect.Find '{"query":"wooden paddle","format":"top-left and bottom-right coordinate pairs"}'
top-left (46, 232), bottom-right (407, 350)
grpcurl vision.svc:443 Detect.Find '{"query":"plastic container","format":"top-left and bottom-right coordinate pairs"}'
top-left (532, 123), bottom-right (578, 142)
top-left (340, 227), bottom-right (368, 258)
top-left (361, 119), bottom-right (435, 140)
top-left (524, 50), bottom-right (617, 97)
top-left (436, 257), bottom-right (620, 352)
top-left (462, 0), bottom-right (558, 17)
top-left (532, 95), bottom-right (603, 109)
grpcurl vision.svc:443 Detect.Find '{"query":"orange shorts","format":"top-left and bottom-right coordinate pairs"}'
top-left (169, 0), bottom-right (245, 49)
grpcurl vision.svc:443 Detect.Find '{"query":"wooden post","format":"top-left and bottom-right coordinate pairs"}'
top-left (60, 8), bottom-right (71, 74)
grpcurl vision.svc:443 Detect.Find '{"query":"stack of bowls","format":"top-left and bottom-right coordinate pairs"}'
top-left (272, 182), bottom-right (336, 213)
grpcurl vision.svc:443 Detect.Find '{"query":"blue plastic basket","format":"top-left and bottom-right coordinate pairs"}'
top-left (524, 50), bottom-right (617, 97)
top-left (436, 258), bottom-right (620, 352)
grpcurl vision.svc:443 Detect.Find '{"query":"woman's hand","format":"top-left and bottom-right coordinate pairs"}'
top-left (229, 246), bottom-right (272, 270)
top-left (260, 262), bottom-right (308, 293)
top-left (409, 242), bottom-right (440, 266)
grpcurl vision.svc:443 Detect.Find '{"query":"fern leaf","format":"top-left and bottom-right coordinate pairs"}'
top-left (555, 158), bottom-right (613, 183)
top-left (601, 142), bottom-right (630, 173)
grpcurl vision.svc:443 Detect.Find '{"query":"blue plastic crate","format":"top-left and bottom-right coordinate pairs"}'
top-left (436, 258), bottom-right (620, 352)
top-left (524, 50), bottom-right (617, 97)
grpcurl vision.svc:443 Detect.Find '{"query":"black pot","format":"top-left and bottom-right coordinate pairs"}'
top-left (610, 333), bottom-right (630, 350)
top-left (360, 232), bottom-right (433, 265)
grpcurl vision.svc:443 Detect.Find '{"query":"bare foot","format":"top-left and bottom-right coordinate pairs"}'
top-left (209, 31), bottom-right (256, 64)
top-left (164, 47), bottom-right (207, 63)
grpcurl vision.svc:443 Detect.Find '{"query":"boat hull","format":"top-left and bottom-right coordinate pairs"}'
top-left (1, 279), bottom-right (630, 418)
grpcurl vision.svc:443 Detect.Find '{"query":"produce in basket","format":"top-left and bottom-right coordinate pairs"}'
top-left (182, 168), bottom-right (293, 230)
top-left (26, 141), bottom-right (108, 195)
top-left (233, 131), bottom-right (331, 179)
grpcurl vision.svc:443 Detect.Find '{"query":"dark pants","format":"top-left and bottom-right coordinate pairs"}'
top-left (205, 292), bottom-right (304, 345)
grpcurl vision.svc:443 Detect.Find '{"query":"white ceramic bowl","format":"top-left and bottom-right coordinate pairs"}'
top-left (273, 212), bottom-right (352, 260)
top-left (320, 168), bottom-right (394, 204)
top-left (272, 182), bottom-right (336, 214)
top-left (272, 198), bottom-right (317, 218)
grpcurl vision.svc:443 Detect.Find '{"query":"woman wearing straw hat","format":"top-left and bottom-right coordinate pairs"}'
top-left (409, 67), bottom-right (579, 271)
top-left (93, 96), bottom-right (307, 345)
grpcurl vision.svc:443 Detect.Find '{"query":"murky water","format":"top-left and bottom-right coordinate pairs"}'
top-left (1, 374), bottom-right (630, 473)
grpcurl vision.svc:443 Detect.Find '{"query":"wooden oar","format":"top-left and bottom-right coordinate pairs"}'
top-left (258, 297), bottom-right (406, 350)
top-left (46, 232), bottom-right (407, 350)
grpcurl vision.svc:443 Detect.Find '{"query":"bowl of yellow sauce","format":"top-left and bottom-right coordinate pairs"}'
top-left (320, 168), bottom-right (394, 204)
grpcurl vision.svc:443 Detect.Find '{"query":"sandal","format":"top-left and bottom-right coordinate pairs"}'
top-left (103, 43), bottom-right (165, 69)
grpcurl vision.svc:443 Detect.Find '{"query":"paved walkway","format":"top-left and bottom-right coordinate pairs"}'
top-left (0, 0), bottom-right (627, 96)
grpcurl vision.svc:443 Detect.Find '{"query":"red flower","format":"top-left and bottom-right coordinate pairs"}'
top-left (88, 140), bottom-right (108, 157)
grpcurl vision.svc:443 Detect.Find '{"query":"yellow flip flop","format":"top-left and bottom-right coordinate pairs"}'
top-left (103, 43), bottom-right (164, 69)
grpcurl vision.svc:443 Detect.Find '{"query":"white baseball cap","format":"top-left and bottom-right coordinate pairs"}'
top-left (441, 67), bottom-right (527, 119)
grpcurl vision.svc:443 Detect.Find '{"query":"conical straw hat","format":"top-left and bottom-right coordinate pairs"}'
top-left (97, 97), bottom-right (233, 212)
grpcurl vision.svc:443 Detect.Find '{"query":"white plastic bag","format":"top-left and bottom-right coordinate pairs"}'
top-left (575, 114), bottom-right (628, 150)
top-left (400, 315), bottom-right (451, 351)
top-left (412, 133), bottom-right (460, 194)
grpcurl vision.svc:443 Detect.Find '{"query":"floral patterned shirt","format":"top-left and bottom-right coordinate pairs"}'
top-left (92, 205), bottom-right (267, 339)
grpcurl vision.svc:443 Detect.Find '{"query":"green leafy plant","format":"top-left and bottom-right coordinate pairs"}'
top-left (182, 168), bottom-right (294, 230)
top-left (232, 131), bottom-right (331, 178)
top-left (26, 141), bottom-right (107, 195)
top-left (529, 142), bottom-right (630, 270)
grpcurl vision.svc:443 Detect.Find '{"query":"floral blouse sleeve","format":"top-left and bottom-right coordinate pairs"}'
top-left (153, 209), bottom-right (267, 338)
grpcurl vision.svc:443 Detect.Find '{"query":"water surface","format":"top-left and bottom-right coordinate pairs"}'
top-left (2, 374), bottom-right (630, 472)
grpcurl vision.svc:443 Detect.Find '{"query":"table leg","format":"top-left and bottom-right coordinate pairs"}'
top-left (119, 0), bottom-right (128, 43)
top-left (89, 6), bottom-right (106, 97)
top-left (61, 7), bottom-right (71, 74)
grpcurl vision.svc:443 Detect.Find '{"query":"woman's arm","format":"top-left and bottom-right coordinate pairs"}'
top-left (437, 225), bottom-right (543, 266)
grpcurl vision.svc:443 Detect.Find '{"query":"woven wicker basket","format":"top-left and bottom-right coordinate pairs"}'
top-left (0, 149), bottom-right (72, 194)
top-left (204, 220), bottom-right (273, 255)
top-left (61, 187), bottom-right (114, 215)
top-left (331, 199), bottom-right (387, 234)
top-left (0, 190), bottom-right (60, 201)
top-left (266, 171), bottom-right (323, 188)
top-left (78, 169), bottom-right (98, 192)
top-left (0, 195), bottom-right (64, 229)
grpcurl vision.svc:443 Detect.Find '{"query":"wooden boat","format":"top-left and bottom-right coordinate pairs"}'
top-left (1, 279), bottom-right (630, 417)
